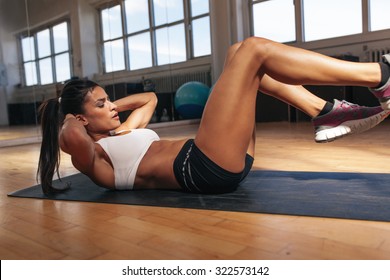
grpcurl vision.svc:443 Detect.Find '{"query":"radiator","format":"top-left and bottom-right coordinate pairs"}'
top-left (150, 71), bottom-right (211, 93)
top-left (368, 48), bottom-right (390, 62)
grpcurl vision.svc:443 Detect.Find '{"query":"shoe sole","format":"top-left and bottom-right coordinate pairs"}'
top-left (315, 110), bottom-right (390, 143)
top-left (380, 98), bottom-right (390, 110)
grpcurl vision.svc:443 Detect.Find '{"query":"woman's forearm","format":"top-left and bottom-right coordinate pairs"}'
top-left (114, 92), bottom-right (157, 112)
top-left (114, 92), bottom-right (158, 129)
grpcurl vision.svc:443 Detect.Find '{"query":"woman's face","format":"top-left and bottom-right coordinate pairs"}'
top-left (80, 86), bottom-right (121, 134)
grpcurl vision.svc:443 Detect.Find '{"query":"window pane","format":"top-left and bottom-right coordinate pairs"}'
top-left (125, 0), bottom-right (150, 33)
top-left (55, 53), bottom-right (71, 82)
top-left (104, 39), bottom-right (125, 72)
top-left (24, 62), bottom-right (37, 86)
top-left (128, 32), bottom-right (152, 70)
top-left (253, 0), bottom-right (295, 43)
top-left (303, 0), bottom-right (362, 41)
top-left (192, 16), bottom-right (211, 57)
top-left (37, 29), bottom-right (51, 58)
top-left (156, 24), bottom-right (186, 65)
top-left (370, 0), bottom-right (390, 31)
top-left (21, 36), bottom-right (35, 61)
top-left (101, 5), bottom-right (123, 40)
top-left (153, 0), bottom-right (184, 26)
top-left (191, 0), bottom-right (209, 17)
top-left (53, 22), bottom-right (69, 53)
top-left (39, 58), bottom-right (53, 85)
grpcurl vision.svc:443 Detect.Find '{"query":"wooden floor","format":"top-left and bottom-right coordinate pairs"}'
top-left (1, 121), bottom-right (390, 260)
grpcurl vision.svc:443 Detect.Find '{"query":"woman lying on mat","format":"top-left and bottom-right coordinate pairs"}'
top-left (38, 36), bottom-right (390, 195)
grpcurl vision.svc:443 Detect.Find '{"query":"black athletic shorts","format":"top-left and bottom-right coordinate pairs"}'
top-left (173, 139), bottom-right (254, 194)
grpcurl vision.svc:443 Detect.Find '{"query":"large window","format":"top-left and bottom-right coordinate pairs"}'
top-left (251, 0), bottom-right (390, 43)
top-left (125, 0), bottom-right (152, 70)
top-left (21, 21), bottom-right (71, 86)
top-left (252, 0), bottom-right (296, 43)
top-left (369, 0), bottom-right (390, 31)
top-left (153, 0), bottom-right (186, 65)
top-left (100, 0), bottom-right (211, 73)
top-left (303, 0), bottom-right (362, 42)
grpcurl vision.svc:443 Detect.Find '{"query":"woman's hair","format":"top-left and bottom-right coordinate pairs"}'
top-left (37, 79), bottom-right (99, 194)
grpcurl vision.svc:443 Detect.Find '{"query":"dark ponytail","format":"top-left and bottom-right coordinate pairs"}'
top-left (37, 97), bottom-right (67, 194)
top-left (37, 79), bottom-right (99, 195)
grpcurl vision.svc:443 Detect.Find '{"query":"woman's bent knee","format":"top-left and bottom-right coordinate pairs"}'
top-left (240, 36), bottom-right (275, 62)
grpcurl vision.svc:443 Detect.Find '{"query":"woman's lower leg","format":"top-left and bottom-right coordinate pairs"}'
top-left (258, 74), bottom-right (326, 117)
top-left (226, 41), bottom-right (328, 118)
top-left (246, 37), bottom-right (381, 88)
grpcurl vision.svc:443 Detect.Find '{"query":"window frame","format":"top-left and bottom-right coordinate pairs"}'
top-left (98, 0), bottom-right (211, 74)
top-left (249, 0), bottom-right (390, 47)
top-left (19, 19), bottom-right (72, 87)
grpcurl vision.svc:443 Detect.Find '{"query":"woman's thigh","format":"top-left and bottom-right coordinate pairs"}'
top-left (195, 39), bottom-right (262, 173)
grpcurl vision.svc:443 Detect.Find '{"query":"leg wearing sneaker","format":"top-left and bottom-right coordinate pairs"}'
top-left (257, 74), bottom-right (388, 142)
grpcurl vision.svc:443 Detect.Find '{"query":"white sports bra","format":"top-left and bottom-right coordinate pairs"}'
top-left (96, 128), bottom-right (160, 189)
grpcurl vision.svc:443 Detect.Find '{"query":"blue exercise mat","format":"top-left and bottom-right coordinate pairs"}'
top-left (8, 170), bottom-right (390, 222)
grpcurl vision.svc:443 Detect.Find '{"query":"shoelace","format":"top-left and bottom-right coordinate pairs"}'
top-left (340, 100), bottom-right (359, 109)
